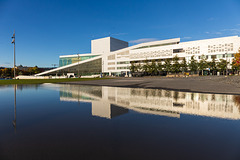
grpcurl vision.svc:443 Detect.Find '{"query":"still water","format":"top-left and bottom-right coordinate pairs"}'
top-left (1, 84), bottom-right (240, 160)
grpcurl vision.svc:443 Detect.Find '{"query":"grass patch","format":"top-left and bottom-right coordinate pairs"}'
top-left (0, 78), bottom-right (110, 85)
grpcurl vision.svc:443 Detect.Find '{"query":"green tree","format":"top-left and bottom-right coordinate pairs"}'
top-left (136, 63), bottom-right (142, 72)
top-left (217, 59), bottom-right (229, 75)
top-left (163, 58), bottom-right (172, 75)
top-left (29, 66), bottom-right (40, 75)
top-left (142, 60), bottom-right (149, 75)
top-left (198, 55), bottom-right (208, 75)
top-left (2, 68), bottom-right (11, 77)
top-left (149, 60), bottom-right (158, 76)
top-left (171, 55), bottom-right (180, 75)
top-left (130, 61), bottom-right (136, 73)
top-left (231, 60), bottom-right (239, 74)
top-left (208, 57), bottom-right (217, 75)
top-left (188, 55), bottom-right (198, 74)
top-left (180, 57), bottom-right (188, 73)
top-left (157, 61), bottom-right (163, 73)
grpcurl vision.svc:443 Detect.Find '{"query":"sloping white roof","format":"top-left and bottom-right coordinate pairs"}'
top-left (35, 56), bottom-right (102, 76)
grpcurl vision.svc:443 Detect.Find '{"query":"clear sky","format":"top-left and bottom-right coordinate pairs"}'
top-left (0, 0), bottom-right (240, 67)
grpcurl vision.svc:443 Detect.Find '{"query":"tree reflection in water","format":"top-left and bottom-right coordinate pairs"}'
top-left (233, 95), bottom-right (240, 111)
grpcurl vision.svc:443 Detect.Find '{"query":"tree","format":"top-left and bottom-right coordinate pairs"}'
top-left (130, 61), bottom-right (136, 73)
top-left (1, 68), bottom-right (11, 77)
top-left (157, 61), bottom-right (163, 73)
top-left (188, 55), bottom-right (198, 74)
top-left (163, 58), bottom-right (172, 75)
top-left (231, 61), bottom-right (238, 74)
top-left (198, 54), bottom-right (208, 75)
top-left (29, 66), bottom-right (40, 75)
top-left (217, 59), bottom-right (228, 75)
top-left (142, 60), bottom-right (149, 75)
top-left (232, 49), bottom-right (240, 74)
top-left (136, 63), bottom-right (142, 72)
top-left (180, 57), bottom-right (188, 73)
top-left (208, 57), bottom-right (217, 75)
top-left (149, 60), bottom-right (158, 76)
top-left (171, 55), bottom-right (180, 75)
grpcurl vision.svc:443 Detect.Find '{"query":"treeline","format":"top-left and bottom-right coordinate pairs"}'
top-left (130, 54), bottom-right (240, 76)
top-left (0, 66), bottom-right (40, 78)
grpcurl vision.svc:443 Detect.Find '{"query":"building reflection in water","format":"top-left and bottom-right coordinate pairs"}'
top-left (58, 84), bottom-right (240, 120)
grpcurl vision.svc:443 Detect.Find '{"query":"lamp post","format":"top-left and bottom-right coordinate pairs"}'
top-left (11, 31), bottom-right (16, 79)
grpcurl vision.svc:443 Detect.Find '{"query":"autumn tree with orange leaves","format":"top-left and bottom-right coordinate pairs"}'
top-left (232, 49), bottom-right (240, 74)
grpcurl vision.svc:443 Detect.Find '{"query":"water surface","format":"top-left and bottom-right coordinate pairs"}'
top-left (0, 84), bottom-right (240, 160)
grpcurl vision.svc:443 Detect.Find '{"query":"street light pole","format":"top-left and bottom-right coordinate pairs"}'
top-left (12, 31), bottom-right (16, 79)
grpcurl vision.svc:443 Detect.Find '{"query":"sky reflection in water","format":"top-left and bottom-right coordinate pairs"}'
top-left (0, 84), bottom-right (240, 160)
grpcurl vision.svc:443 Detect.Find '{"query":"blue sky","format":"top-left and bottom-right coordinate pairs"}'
top-left (0, 0), bottom-right (240, 67)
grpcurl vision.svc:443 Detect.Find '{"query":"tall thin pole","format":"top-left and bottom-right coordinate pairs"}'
top-left (12, 31), bottom-right (16, 79)
top-left (14, 39), bottom-right (15, 78)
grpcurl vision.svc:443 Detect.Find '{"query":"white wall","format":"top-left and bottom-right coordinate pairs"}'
top-left (103, 36), bottom-right (240, 74)
top-left (130, 36), bottom-right (240, 62)
top-left (91, 37), bottom-right (111, 54)
top-left (91, 37), bottom-right (128, 54)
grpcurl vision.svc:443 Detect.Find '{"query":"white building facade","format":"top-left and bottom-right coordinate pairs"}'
top-left (104, 36), bottom-right (240, 76)
top-left (36, 36), bottom-right (240, 76)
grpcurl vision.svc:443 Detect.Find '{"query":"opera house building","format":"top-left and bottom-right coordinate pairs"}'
top-left (36, 36), bottom-right (240, 77)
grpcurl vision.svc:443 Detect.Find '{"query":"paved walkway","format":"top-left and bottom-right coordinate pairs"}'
top-left (61, 76), bottom-right (240, 95)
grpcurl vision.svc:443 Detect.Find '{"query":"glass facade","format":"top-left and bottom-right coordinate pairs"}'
top-left (56, 58), bottom-right (102, 76)
top-left (59, 55), bottom-right (99, 67)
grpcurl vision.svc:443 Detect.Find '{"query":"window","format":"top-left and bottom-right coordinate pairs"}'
top-left (217, 54), bottom-right (223, 59)
top-left (117, 67), bottom-right (129, 70)
top-left (211, 55), bottom-right (216, 59)
top-left (108, 67), bottom-right (115, 70)
top-left (117, 61), bottom-right (130, 65)
top-left (173, 48), bottom-right (185, 53)
top-left (108, 54), bottom-right (115, 60)
top-left (108, 62), bottom-right (115, 65)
